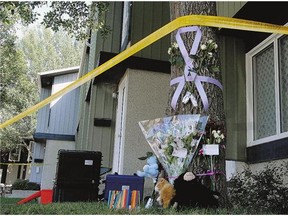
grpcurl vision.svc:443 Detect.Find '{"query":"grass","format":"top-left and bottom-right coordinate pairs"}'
top-left (0, 197), bottom-right (273, 215)
top-left (0, 197), bottom-right (22, 204)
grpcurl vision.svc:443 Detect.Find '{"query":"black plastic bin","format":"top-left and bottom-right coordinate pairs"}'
top-left (53, 150), bottom-right (102, 202)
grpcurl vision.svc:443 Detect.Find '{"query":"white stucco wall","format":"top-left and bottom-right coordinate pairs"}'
top-left (225, 160), bottom-right (246, 180)
top-left (226, 158), bottom-right (288, 184)
top-left (248, 158), bottom-right (288, 184)
top-left (41, 140), bottom-right (75, 189)
top-left (112, 68), bottom-right (170, 197)
top-left (123, 69), bottom-right (170, 174)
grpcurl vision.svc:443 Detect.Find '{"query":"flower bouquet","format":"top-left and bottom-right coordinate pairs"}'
top-left (138, 114), bottom-right (209, 184)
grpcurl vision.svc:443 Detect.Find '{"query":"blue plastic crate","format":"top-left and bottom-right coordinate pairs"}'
top-left (104, 174), bottom-right (145, 201)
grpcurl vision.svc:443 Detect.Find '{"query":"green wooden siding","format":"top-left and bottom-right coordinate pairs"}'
top-left (220, 36), bottom-right (247, 161)
top-left (216, 1), bottom-right (248, 161)
top-left (76, 2), bottom-right (122, 167)
top-left (217, 1), bottom-right (246, 17)
top-left (130, 2), bottom-right (170, 61)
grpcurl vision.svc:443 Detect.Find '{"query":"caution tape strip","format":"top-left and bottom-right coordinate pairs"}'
top-left (1, 15), bottom-right (288, 129)
top-left (0, 162), bottom-right (45, 166)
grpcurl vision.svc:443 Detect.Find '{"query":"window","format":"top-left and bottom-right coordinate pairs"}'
top-left (246, 33), bottom-right (288, 147)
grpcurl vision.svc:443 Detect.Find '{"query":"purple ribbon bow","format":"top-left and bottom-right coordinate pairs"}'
top-left (170, 26), bottom-right (223, 111)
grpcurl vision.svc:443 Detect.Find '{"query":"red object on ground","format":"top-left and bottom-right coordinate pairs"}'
top-left (17, 191), bottom-right (41, 204)
top-left (40, 189), bottom-right (53, 204)
top-left (17, 189), bottom-right (53, 204)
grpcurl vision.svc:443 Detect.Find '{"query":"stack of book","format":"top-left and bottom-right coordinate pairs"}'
top-left (107, 185), bottom-right (140, 209)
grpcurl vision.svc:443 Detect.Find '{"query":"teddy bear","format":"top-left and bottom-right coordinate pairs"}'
top-left (154, 177), bottom-right (176, 208)
top-left (136, 155), bottom-right (159, 183)
top-left (171, 172), bottom-right (220, 210)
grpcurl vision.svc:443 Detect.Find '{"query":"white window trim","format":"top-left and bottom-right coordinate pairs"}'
top-left (246, 27), bottom-right (288, 147)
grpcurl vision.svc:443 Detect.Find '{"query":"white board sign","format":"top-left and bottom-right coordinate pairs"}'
top-left (202, 144), bottom-right (219, 156)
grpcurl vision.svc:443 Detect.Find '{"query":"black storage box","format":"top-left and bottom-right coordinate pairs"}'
top-left (53, 150), bottom-right (102, 202)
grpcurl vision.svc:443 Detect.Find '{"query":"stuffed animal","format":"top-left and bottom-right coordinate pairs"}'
top-left (172, 172), bottom-right (220, 210)
top-left (155, 177), bottom-right (176, 208)
top-left (136, 155), bottom-right (159, 183)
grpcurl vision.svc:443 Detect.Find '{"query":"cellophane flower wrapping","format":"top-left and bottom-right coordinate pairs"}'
top-left (138, 114), bottom-right (209, 184)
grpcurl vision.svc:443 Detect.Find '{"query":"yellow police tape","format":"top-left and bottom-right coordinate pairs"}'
top-left (0, 162), bottom-right (43, 166)
top-left (1, 15), bottom-right (288, 129)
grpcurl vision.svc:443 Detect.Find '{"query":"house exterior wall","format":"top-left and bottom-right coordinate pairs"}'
top-left (76, 2), bottom-right (170, 165)
top-left (130, 2), bottom-right (170, 61)
top-left (75, 51), bottom-right (91, 149)
top-left (76, 1), bottom-right (250, 175)
top-left (75, 2), bottom-right (123, 166)
top-left (29, 142), bottom-right (45, 184)
top-left (216, 2), bottom-right (248, 162)
top-left (76, 83), bottom-right (117, 168)
top-left (48, 73), bottom-right (79, 135)
top-left (220, 36), bottom-right (247, 161)
top-left (216, 1), bottom-right (246, 17)
top-left (112, 68), bottom-right (170, 196)
top-left (35, 87), bottom-right (51, 133)
top-left (248, 159), bottom-right (288, 184)
top-left (220, 2), bottom-right (288, 178)
top-left (33, 68), bottom-right (80, 188)
top-left (41, 140), bottom-right (75, 189)
top-left (75, 1), bottom-right (288, 183)
top-left (35, 72), bottom-right (79, 135)
top-left (88, 1), bottom-right (122, 70)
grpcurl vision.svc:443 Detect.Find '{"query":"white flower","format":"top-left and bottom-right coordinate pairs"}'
top-left (208, 39), bottom-right (213, 44)
top-left (214, 43), bottom-right (218, 49)
top-left (208, 52), bottom-right (213, 58)
top-left (173, 42), bottom-right (179, 48)
top-left (213, 132), bottom-right (219, 139)
top-left (200, 44), bottom-right (207, 50)
top-left (217, 130), bottom-right (221, 134)
top-left (168, 47), bottom-right (172, 55)
top-left (212, 130), bottom-right (216, 134)
top-left (220, 134), bottom-right (225, 139)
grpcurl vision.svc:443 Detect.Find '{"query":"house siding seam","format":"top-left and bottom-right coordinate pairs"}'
top-left (34, 133), bottom-right (75, 141)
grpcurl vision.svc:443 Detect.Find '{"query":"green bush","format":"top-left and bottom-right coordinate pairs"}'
top-left (11, 179), bottom-right (40, 191)
top-left (228, 162), bottom-right (288, 214)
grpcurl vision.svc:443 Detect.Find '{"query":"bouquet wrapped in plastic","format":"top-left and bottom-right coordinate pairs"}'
top-left (139, 114), bottom-right (209, 184)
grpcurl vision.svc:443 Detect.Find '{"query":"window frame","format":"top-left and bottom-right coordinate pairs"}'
top-left (246, 28), bottom-right (288, 147)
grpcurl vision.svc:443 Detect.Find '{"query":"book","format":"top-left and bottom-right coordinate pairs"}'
top-left (130, 190), bottom-right (136, 209)
top-left (109, 190), bottom-right (116, 209)
top-left (107, 190), bottom-right (112, 207)
top-left (113, 191), bottom-right (121, 209)
top-left (130, 190), bottom-right (140, 209)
